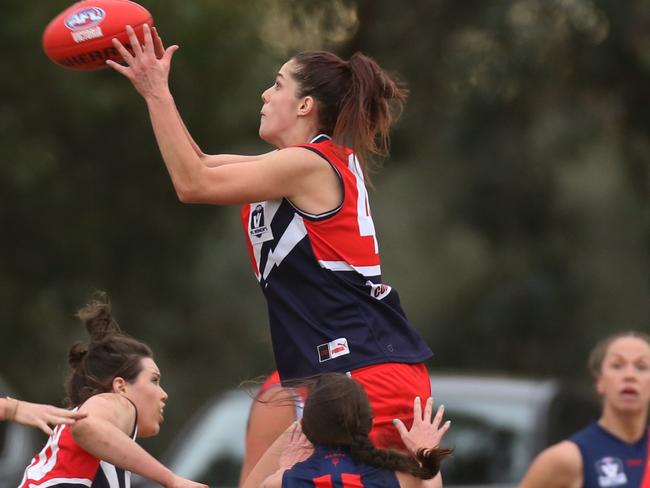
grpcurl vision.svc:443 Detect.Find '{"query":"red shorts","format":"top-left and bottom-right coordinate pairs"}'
top-left (348, 362), bottom-right (431, 450)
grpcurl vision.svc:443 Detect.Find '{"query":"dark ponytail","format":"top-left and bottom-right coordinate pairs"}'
top-left (291, 51), bottom-right (408, 181)
top-left (349, 432), bottom-right (452, 479)
top-left (64, 292), bottom-right (153, 407)
top-left (300, 373), bottom-right (451, 480)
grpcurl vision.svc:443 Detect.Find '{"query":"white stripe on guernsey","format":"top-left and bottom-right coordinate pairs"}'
top-left (318, 260), bottom-right (381, 277)
top-left (99, 461), bottom-right (120, 488)
top-left (262, 214), bottom-right (308, 280)
top-left (28, 478), bottom-right (92, 488)
top-left (310, 133), bottom-right (331, 142)
top-left (25, 422), bottom-right (66, 481)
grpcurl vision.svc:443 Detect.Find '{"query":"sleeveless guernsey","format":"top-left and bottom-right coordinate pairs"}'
top-left (282, 446), bottom-right (400, 488)
top-left (569, 422), bottom-right (649, 488)
top-left (18, 402), bottom-right (138, 488)
top-left (241, 135), bottom-right (432, 381)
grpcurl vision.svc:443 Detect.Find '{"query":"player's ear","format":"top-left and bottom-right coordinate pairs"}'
top-left (112, 376), bottom-right (127, 394)
top-left (297, 96), bottom-right (315, 117)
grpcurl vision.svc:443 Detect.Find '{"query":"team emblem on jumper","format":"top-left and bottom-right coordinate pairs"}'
top-left (249, 204), bottom-right (273, 243)
top-left (318, 338), bottom-right (350, 362)
top-left (366, 281), bottom-right (392, 300)
top-left (595, 457), bottom-right (627, 487)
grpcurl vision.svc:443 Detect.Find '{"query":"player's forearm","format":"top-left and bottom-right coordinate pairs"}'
top-left (171, 102), bottom-right (205, 159)
top-left (203, 151), bottom-right (276, 168)
top-left (145, 90), bottom-right (210, 201)
top-left (72, 417), bottom-right (174, 486)
top-left (241, 435), bottom-right (287, 488)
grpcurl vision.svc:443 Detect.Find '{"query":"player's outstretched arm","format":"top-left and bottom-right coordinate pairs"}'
top-left (107, 24), bottom-right (312, 205)
top-left (243, 421), bottom-right (313, 488)
top-left (0, 397), bottom-right (87, 435)
top-left (71, 394), bottom-right (208, 488)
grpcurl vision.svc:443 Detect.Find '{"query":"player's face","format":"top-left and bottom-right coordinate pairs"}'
top-left (124, 357), bottom-right (168, 437)
top-left (596, 337), bottom-right (650, 415)
top-left (259, 60), bottom-right (303, 148)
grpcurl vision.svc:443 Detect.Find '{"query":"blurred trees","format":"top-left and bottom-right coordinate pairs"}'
top-left (1, 0), bottom-right (648, 453)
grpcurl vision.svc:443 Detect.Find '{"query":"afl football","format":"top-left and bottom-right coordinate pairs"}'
top-left (42, 0), bottom-right (153, 71)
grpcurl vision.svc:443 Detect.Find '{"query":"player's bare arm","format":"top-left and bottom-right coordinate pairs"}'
top-left (519, 441), bottom-right (583, 488)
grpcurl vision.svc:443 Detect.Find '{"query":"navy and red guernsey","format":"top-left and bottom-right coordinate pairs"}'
top-left (241, 135), bottom-right (433, 382)
top-left (282, 446), bottom-right (400, 488)
top-left (569, 423), bottom-right (650, 488)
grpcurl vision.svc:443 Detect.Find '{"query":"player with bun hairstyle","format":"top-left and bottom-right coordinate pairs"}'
top-left (519, 330), bottom-right (650, 488)
top-left (243, 373), bottom-right (452, 488)
top-left (18, 294), bottom-right (207, 488)
top-left (109, 26), bottom-right (433, 452)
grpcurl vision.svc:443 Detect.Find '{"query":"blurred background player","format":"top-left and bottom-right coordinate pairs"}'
top-left (519, 331), bottom-right (650, 488)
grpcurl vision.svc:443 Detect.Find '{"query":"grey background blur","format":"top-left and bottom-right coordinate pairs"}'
top-left (1, 0), bottom-right (648, 454)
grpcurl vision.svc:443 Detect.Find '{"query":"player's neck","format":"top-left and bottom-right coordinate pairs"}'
top-left (598, 407), bottom-right (648, 444)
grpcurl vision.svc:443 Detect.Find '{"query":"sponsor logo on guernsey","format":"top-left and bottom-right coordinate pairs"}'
top-left (366, 281), bottom-right (392, 300)
top-left (595, 457), bottom-right (627, 487)
top-left (249, 204), bottom-right (274, 243)
top-left (65, 7), bottom-right (106, 31)
top-left (317, 338), bottom-right (350, 362)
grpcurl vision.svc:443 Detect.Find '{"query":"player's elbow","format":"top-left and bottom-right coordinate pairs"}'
top-left (175, 187), bottom-right (196, 204)
top-left (174, 181), bottom-right (204, 204)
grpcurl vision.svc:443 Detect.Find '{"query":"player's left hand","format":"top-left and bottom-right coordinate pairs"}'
top-left (279, 421), bottom-right (313, 470)
top-left (106, 23), bottom-right (178, 99)
top-left (393, 396), bottom-right (450, 455)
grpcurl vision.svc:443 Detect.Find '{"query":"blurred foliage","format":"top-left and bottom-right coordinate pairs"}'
top-left (1, 0), bottom-right (648, 455)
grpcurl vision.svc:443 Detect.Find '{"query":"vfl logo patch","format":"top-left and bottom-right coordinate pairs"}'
top-left (366, 281), bottom-right (392, 300)
top-left (65, 7), bottom-right (106, 31)
top-left (249, 204), bottom-right (273, 243)
top-left (318, 338), bottom-right (350, 363)
top-left (595, 457), bottom-right (627, 487)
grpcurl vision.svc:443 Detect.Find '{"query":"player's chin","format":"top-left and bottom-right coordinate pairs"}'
top-left (139, 420), bottom-right (162, 438)
top-left (258, 124), bottom-right (268, 142)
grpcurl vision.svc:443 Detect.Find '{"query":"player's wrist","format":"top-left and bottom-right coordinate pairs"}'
top-left (4, 397), bottom-right (19, 422)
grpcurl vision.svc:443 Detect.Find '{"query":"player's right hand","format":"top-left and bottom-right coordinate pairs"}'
top-left (393, 396), bottom-right (450, 455)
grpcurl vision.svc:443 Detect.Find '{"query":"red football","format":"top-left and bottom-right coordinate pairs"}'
top-left (42, 0), bottom-right (153, 71)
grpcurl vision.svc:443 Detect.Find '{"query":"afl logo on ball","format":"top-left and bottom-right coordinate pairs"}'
top-left (64, 7), bottom-right (105, 31)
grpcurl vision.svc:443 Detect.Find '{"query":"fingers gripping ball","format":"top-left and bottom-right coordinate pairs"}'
top-left (42, 0), bottom-right (153, 71)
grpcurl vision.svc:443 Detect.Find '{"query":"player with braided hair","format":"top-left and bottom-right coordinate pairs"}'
top-left (18, 294), bottom-right (207, 488)
top-left (243, 373), bottom-right (452, 488)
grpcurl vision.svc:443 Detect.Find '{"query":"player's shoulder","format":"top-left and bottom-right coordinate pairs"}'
top-left (539, 440), bottom-right (583, 467)
top-left (77, 393), bottom-right (136, 429)
top-left (519, 440), bottom-right (582, 488)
